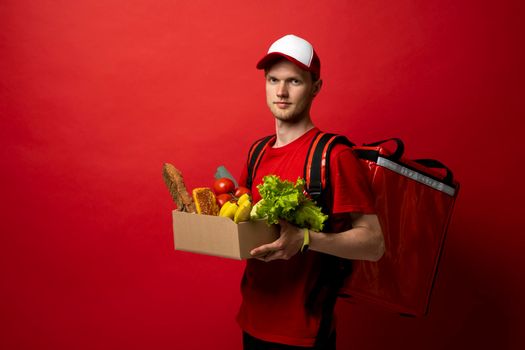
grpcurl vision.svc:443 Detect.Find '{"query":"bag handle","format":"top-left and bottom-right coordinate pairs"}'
top-left (363, 138), bottom-right (404, 161)
top-left (413, 158), bottom-right (454, 185)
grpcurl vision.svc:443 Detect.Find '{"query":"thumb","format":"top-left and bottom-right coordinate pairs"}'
top-left (250, 240), bottom-right (280, 257)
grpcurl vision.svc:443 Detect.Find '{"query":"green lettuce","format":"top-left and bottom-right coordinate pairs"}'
top-left (252, 175), bottom-right (328, 232)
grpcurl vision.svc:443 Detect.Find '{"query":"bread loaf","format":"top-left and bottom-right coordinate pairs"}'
top-left (162, 163), bottom-right (196, 213)
top-left (192, 188), bottom-right (219, 215)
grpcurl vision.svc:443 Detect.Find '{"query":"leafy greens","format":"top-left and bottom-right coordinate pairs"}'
top-left (251, 175), bottom-right (328, 232)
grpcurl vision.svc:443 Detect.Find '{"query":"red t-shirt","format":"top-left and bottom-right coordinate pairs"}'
top-left (236, 128), bottom-right (375, 347)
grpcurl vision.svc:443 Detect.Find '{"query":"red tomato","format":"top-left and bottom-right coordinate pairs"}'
top-left (234, 186), bottom-right (251, 198)
top-left (213, 178), bottom-right (235, 195)
top-left (216, 193), bottom-right (233, 207)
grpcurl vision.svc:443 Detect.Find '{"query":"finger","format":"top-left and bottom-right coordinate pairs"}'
top-left (262, 250), bottom-right (277, 262)
top-left (264, 250), bottom-right (288, 262)
top-left (264, 251), bottom-right (277, 261)
top-left (250, 241), bottom-right (280, 257)
top-left (253, 250), bottom-right (275, 262)
top-left (251, 250), bottom-right (271, 260)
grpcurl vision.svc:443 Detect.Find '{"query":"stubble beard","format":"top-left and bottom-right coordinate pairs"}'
top-left (269, 102), bottom-right (311, 125)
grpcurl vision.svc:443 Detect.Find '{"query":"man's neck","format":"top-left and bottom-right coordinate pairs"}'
top-left (273, 118), bottom-right (315, 148)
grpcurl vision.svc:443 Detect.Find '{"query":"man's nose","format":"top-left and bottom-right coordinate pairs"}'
top-left (276, 82), bottom-right (288, 98)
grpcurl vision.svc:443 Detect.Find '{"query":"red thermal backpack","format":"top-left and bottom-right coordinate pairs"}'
top-left (246, 131), bottom-right (460, 317)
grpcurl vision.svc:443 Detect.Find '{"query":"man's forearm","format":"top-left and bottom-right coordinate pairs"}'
top-left (309, 214), bottom-right (385, 261)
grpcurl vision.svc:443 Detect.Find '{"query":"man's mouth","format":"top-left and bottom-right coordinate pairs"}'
top-left (274, 101), bottom-right (291, 108)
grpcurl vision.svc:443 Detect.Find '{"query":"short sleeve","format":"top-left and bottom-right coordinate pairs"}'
top-left (329, 144), bottom-right (375, 214)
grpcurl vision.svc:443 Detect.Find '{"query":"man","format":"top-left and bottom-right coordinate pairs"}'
top-left (237, 34), bottom-right (384, 350)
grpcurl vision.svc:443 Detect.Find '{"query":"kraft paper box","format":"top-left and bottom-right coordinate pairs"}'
top-left (172, 211), bottom-right (279, 260)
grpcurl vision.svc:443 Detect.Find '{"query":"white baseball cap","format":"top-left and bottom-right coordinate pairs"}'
top-left (256, 34), bottom-right (321, 79)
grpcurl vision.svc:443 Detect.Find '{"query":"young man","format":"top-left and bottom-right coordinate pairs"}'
top-left (237, 34), bottom-right (385, 350)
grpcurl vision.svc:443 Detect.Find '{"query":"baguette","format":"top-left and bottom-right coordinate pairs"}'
top-left (162, 163), bottom-right (196, 213)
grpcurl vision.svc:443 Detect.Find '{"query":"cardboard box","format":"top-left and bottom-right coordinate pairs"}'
top-left (172, 211), bottom-right (279, 260)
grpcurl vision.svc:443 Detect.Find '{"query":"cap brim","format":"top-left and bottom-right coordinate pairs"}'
top-left (256, 52), bottom-right (311, 72)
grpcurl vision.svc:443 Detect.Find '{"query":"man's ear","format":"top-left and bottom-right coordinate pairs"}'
top-left (312, 79), bottom-right (323, 96)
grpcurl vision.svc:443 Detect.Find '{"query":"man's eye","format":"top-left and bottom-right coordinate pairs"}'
top-left (291, 79), bottom-right (301, 85)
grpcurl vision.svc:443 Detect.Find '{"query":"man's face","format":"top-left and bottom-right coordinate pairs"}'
top-left (265, 60), bottom-right (321, 123)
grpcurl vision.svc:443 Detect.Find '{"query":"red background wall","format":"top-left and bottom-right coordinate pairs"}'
top-left (1, 1), bottom-right (524, 349)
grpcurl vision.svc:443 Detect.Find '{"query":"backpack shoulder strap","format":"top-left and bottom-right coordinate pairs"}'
top-left (304, 132), bottom-right (354, 208)
top-left (302, 132), bottom-right (356, 342)
top-left (246, 135), bottom-right (276, 190)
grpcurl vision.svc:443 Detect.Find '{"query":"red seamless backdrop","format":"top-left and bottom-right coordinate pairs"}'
top-left (1, 1), bottom-right (524, 349)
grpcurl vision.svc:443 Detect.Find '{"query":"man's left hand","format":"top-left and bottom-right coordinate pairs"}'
top-left (250, 220), bottom-right (304, 262)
